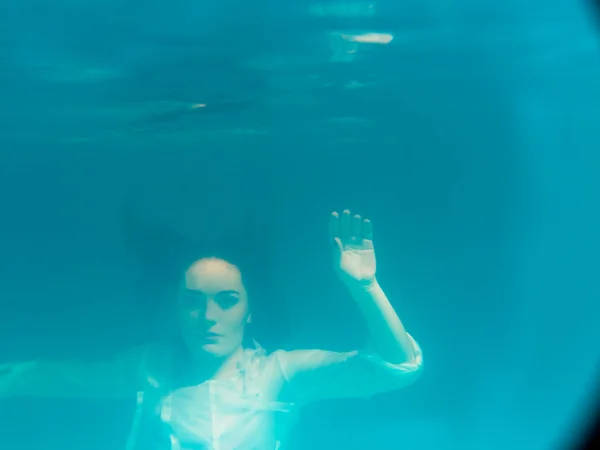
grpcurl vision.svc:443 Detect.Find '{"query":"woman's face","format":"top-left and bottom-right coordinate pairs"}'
top-left (178, 257), bottom-right (251, 359)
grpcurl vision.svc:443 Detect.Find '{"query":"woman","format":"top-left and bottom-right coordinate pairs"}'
top-left (0, 209), bottom-right (423, 450)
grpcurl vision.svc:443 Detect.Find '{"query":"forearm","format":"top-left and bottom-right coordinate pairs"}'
top-left (0, 348), bottom-right (144, 398)
top-left (348, 279), bottom-right (416, 365)
top-left (1, 360), bottom-right (113, 398)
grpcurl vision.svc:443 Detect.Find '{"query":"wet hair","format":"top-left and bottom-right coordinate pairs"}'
top-left (120, 204), bottom-right (288, 354)
top-left (119, 205), bottom-right (292, 444)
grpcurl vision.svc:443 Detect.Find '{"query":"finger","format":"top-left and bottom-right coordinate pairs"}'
top-left (329, 211), bottom-right (340, 241)
top-left (333, 237), bottom-right (343, 255)
top-left (351, 214), bottom-right (362, 240)
top-left (340, 209), bottom-right (352, 240)
top-left (362, 218), bottom-right (373, 241)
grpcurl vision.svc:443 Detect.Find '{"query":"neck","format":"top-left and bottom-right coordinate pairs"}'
top-left (188, 346), bottom-right (245, 383)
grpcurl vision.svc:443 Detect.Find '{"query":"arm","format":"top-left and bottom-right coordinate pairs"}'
top-left (276, 210), bottom-right (423, 405)
top-left (350, 280), bottom-right (416, 365)
top-left (276, 283), bottom-right (422, 405)
top-left (0, 345), bottom-right (148, 399)
top-left (331, 209), bottom-right (420, 367)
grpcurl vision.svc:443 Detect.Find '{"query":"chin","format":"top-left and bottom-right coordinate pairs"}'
top-left (200, 343), bottom-right (231, 358)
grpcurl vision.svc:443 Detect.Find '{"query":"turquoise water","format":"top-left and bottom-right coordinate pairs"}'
top-left (1, 1), bottom-right (600, 449)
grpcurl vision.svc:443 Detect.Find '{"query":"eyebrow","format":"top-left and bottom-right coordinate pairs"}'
top-left (184, 289), bottom-right (240, 296)
top-left (216, 290), bottom-right (240, 296)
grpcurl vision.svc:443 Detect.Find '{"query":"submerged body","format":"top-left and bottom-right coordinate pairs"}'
top-left (1, 334), bottom-right (422, 450)
top-left (0, 210), bottom-right (424, 449)
top-left (130, 338), bottom-right (422, 449)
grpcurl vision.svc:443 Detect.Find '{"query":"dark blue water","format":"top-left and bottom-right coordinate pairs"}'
top-left (1, 1), bottom-right (599, 449)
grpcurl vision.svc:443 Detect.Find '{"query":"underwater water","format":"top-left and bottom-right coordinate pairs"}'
top-left (0, 0), bottom-right (600, 449)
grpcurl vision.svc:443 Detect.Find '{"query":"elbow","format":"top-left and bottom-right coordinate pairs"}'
top-left (383, 337), bottom-right (424, 389)
top-left (387, 350), bottom-right (424, 388)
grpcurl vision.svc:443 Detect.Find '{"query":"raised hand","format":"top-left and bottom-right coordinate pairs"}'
top-left (329, 210), bottom-right (377, 287)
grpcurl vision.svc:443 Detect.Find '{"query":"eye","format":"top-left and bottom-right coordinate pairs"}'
top-left (215, 293), bottom-right (239, 309)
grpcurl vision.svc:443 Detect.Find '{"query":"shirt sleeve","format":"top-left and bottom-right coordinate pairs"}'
top-left (275, 333), bottom-right (423, 406)
top-left (0, 345), bottom-right (149, 399)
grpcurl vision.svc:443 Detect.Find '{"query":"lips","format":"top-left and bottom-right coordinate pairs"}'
top-left (203, 332), bottom-right (221, 340)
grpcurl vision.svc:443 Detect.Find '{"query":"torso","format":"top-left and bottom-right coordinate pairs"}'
top-left (135, 347), bottom-right (296, 450)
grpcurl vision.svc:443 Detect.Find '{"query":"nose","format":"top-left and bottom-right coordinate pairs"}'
top-left (188, 299), bottom-right (220, 323)
top-left (204, 299), bottom-right (220, 322)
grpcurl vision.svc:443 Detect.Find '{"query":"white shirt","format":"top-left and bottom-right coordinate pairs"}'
top-left (127, 334), bottom-right (423, 450)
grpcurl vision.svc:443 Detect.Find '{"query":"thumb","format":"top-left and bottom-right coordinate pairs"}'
top-left (331, 237), bottom-right (343, 256)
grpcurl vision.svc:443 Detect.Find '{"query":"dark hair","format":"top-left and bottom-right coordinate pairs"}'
top-left (120, 204), bottom-right (289, 354)
top-left (120, 205), bottom-right (291, 446)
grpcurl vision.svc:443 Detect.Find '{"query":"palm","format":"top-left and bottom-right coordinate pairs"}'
top-left (329, 210), bottom-right (377, 285)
